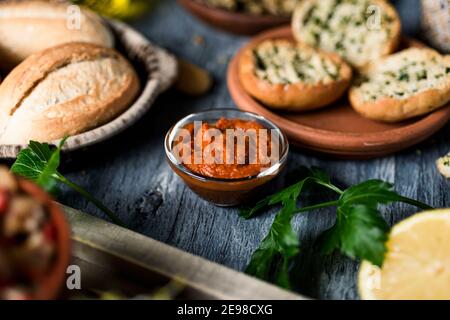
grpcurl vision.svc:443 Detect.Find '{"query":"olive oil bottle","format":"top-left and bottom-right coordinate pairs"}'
top-left (72, 0), bottom-right (156, 20)
top-left (421, 0), bottom-right (450, 53)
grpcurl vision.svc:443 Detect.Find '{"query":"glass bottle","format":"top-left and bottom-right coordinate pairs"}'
top-left (73, 0), bottom-right (156, 20)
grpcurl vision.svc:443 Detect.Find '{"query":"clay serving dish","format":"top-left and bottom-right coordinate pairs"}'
top-left (165, 109), bottom-right (289, 206)
top-left (177, 0), bottom-right (290, 35)
top-left (9, 179), bottom-right (71, 300)
top-left (0, 19), bottom-right (178, 159)
top-left (227, 26), bottom-right (450, 159)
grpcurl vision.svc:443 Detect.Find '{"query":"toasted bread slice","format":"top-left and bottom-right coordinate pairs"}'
top-left (292, 0), bottom-right (401, 69)
top-left (437, 153), bottom-right (450, 178)
top-left (349, 48), bottom-right (450, 122)
top-left (238, 39), bottom-right (352, 111)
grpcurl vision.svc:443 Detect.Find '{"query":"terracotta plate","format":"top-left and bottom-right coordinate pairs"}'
top-left (177, 0), bottom-right (290, 35)
top-left (227, 26), bottom-right (450, 158)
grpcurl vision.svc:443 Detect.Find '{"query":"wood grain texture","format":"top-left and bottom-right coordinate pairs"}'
top-left (10, 0), bottom-right (446, 300)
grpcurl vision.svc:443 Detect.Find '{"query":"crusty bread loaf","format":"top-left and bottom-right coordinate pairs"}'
top-left (292, 0), bottom-right (401, 69)
top-left (239, 39), bottom-right (352, 111)
top-left (349, 48), bottom-right (450, 122)
top-left (0, 0), bottom-right (114, 70)
top-left (0, 42), bottom-right (140, 144)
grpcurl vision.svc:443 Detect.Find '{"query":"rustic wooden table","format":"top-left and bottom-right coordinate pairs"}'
top-left (56, 0), bottom-right (448, 300)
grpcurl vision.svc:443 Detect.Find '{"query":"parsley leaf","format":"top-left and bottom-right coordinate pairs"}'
top-left (246, 200), bottom-right (298, 289)
top-left (245, 177), bottom-right (311, 289)
top-left (239, 180), bottom-right (304, 219)
top-left (242, 168), bottom-right (432, 287)
top-left (339, 180), bottom-right (430, 210)
top-left (11, 140), bottom-right (62, 193)
top-left (240, 167), bottom-right (337, 219)
top-left (320, 204), bottom-right (389, 266)
top-left (320, 180), bottom-right (432, 266)
top-left (11, 139), bottom-right (124, 226)
top-left (243, 168), bottom-right (335, 288)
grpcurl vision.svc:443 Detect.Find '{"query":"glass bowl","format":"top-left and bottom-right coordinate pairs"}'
top-left (164, 109), bottom-right (289, 206)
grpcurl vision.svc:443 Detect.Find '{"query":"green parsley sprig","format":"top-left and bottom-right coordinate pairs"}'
top-left (11, 138), bottom-right (124, 226)
top-left (241, 167), bottom-right (432, 289)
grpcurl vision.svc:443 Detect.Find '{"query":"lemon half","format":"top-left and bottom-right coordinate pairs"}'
top-left (359, 209), bottom-right (450, 300)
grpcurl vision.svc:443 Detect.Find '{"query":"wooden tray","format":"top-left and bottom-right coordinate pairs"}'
top-left (63, 205), bottom-right (304, 300)
top-left (227, 26), bottom-right (450, 159)
top-left (177, 0), bottom-right (290, 35)
top-left (0, 19), bottom-right (178, 159)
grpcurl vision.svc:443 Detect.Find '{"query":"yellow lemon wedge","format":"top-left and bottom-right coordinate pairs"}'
top-left (359, 209), bottom-right (450, 300)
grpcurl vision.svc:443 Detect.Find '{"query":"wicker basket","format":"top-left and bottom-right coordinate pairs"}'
top-left (0, 19), bottom-right (178, 159)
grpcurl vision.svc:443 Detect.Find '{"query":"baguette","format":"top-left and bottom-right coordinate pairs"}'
top-left (0, 0), bottom-right (114, 70)
top-left (0, 42), bottom-right (140, 144)
top-left (349, 48), bottom-right (450, 122)
top-left (291, 0), bottom-right (401, 69)
top-left (239, 39), bottom-right (352, 111)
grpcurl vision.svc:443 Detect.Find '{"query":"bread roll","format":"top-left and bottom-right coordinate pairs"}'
top-left (0, 0), bottom-right (114, 70)
top-left (0, 42), bottom-right (140, 144)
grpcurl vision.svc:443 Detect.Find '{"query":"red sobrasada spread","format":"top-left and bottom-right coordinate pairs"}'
top-left (173, 118), bottom-right (274, 179)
